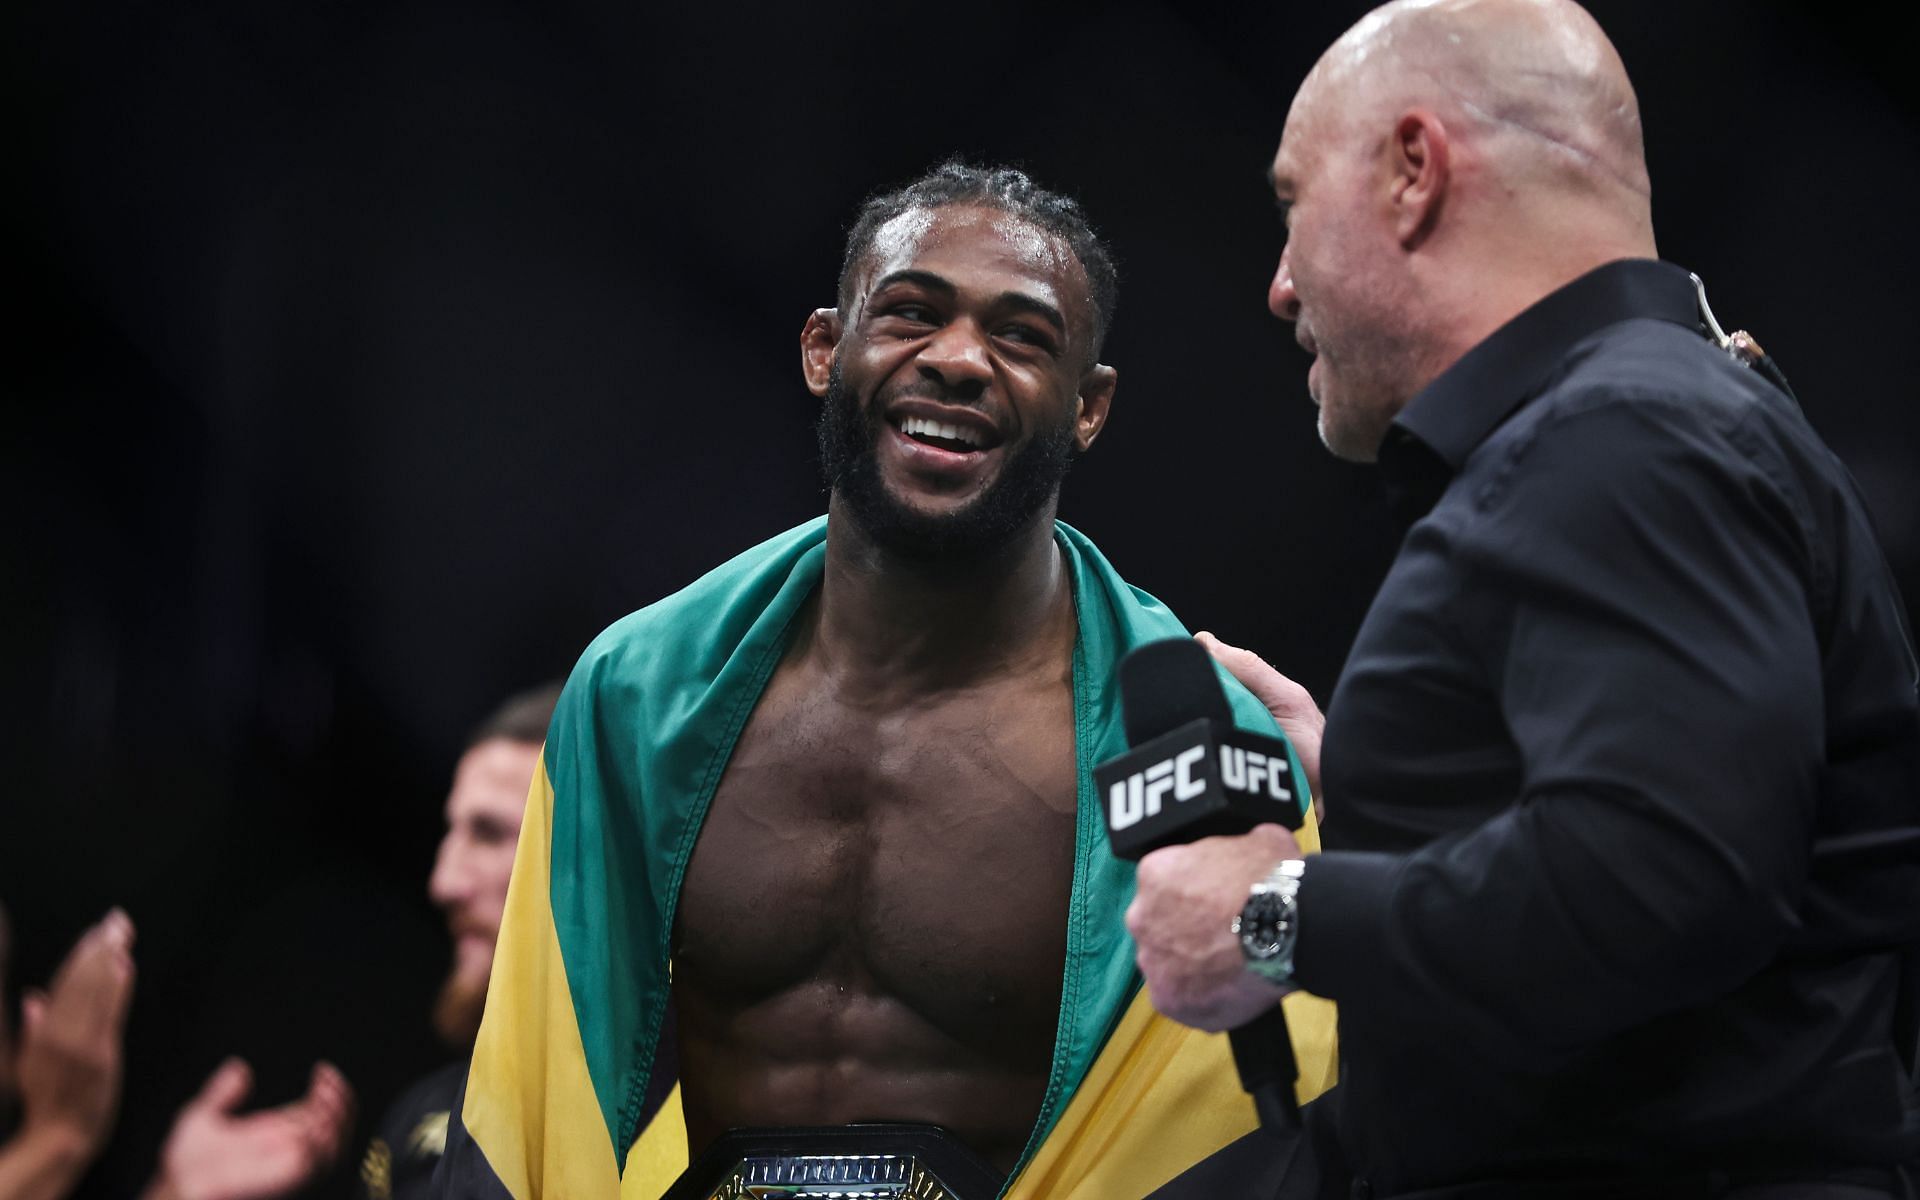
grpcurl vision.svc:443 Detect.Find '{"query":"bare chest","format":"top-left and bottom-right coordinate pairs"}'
top-left (673, 663), bottom-right (1082, 1053)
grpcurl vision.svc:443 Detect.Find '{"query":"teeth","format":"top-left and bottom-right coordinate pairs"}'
top-left (900, 415), bottom-right (981, 447)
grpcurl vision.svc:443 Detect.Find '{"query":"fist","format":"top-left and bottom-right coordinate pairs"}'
top-left (1126, 824), bottom-right (1300, 1031)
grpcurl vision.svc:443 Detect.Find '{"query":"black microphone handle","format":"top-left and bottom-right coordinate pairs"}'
top-left (1110, 638), bottom-right (1305, 1132)
top-left (1228, 1005), bottom-right (1302, 1132)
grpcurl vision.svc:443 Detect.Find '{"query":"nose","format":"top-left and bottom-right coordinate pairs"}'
top-left (428, 833), bottom-right (469, 908)
top-left (916, 319), bottom-right (991, 401)
top-left (1268, 245), bottom-right (1300, 322)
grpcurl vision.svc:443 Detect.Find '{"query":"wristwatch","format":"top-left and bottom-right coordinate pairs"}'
top-left (1233, 858), bottom-right (1305, 985)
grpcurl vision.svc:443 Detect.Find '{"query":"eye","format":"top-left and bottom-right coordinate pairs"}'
top-left (997, 323), bottom-right (1058, 353)
top-left (470, 817), bottom-right (515, 847)
top-left (886, 302), bottom-right (939, 324)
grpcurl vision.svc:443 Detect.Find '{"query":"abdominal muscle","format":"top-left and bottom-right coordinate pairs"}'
top-left (671, 971), bottom-right (1053, 1174)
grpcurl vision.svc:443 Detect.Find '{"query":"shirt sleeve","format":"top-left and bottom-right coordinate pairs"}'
top-left (1295, 392), bottom-right (1824, 1068)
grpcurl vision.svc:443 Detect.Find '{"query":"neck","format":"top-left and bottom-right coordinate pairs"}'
top-left (1418, 220), bottom-right (1657, 392)
top-left (808, 494), bottom-right (1076, 691)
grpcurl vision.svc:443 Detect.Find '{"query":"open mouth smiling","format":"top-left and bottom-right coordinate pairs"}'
top-left (898, 414), bottom-right (986, 453)
top-left (886, 406), bottom-right (1005, 460)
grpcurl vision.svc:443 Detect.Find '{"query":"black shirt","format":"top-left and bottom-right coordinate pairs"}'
top-left (1297, 259), bottom-right (1920, 1194)
top-left (360, 1061), bottom-right (463, 1200)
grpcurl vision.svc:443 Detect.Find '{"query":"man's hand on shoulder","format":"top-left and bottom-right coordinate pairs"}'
top-left (1195, 632), bottom-right (1324, 807)
top-left (1126, 823), bottom-right (1301, 1032)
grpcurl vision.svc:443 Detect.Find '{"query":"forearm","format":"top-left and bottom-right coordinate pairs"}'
top-left (0, 1124), bottom-right (96, 1200)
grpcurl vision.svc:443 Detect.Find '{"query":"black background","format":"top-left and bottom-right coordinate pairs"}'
top-left (6, 1), bottom-right (1916, 1194)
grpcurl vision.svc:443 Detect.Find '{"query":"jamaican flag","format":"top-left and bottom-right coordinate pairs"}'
top-left (436, 517), bottom-right (1338, 1198)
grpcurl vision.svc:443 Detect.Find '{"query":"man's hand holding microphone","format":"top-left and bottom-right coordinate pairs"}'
top-left (1100, 632), bottom-right (1326, 1131)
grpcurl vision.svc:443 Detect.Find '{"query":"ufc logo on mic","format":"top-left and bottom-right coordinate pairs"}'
top-left (1220, 747), bottom-right (1293, 802)
top-left (1109, 746), bottom-right (1206, 831)
top-left (1109, 744), bottom-right (1297, 832)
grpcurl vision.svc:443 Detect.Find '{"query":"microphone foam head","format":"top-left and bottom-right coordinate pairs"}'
top-left (1118, 637), bottom-right (1234, 747)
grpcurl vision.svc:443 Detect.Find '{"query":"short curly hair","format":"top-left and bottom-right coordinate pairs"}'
top-left (837, 160), bottom-right (1119, 361)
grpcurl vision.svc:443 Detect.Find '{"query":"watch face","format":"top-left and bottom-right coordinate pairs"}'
top-left (1237, 892), bottom-right (1288, 960)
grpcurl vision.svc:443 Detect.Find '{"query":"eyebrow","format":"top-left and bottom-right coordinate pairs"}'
top-left (870, 269), bottom-right (957, 299)
top-left (871, 269), bottom-right (1067, 337)
top-left (995, 292), bottom-right (1067, 336)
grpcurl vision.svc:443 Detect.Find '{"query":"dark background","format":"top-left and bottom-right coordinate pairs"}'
top-left (5, 1), bottom-right (1915, 1194)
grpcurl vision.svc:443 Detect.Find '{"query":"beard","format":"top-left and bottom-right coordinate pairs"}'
top-left (815, 361), bottom-right (1077, 560)
top-left (431, 963), bottom-right (489, 1048)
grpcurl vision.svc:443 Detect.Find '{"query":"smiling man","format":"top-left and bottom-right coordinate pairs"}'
top-left (433, 162), bottom-right (1335, 1199)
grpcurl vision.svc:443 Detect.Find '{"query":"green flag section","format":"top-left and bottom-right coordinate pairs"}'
top-left (445, 517), bottom-right (1336, 1197)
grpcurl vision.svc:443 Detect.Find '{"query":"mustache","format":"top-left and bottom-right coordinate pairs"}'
top-left (877, 376), bottom-right (992, 412)
top-left (445, 913), bottom-right (495, 940)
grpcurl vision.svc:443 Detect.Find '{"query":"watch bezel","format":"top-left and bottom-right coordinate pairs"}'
top-left (1234, 890), bottom-right (1288, 959)
top-left (1234, 859), bottom-right (1304, 981)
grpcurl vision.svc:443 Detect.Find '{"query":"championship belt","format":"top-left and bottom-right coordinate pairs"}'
top-left (662, 1124), bottom-right (1005, 1200)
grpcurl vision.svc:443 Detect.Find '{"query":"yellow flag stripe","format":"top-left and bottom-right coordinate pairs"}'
top-left (464, 758), bottom-right (624, 1198)
top-left (620, 1084), bottom-right (687, 1196)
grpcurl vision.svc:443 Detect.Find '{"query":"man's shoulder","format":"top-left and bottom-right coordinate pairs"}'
top-left (1538, 318), bottom-right (1786, 428)
top-left (1446, 319), bottom-right (1844, 582)
top-left (573, 515), bottom-right (828, 678)
top-left (361, 1060), bottom-right (466, 1200)
top-left (376, 1060), bottom-right (466, 1143)
top-left (1054, 520), bottom-right (1288, 746)
top-left (1468, 318), bottom-right (1824, 503)
top-left (543, 516), bottom-right (828, 749)
top-left (1053, 520), bottom-right (1188, 643)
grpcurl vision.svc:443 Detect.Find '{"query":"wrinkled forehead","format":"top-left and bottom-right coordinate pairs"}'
top-left (857, 204), bottom-right (1093, 330)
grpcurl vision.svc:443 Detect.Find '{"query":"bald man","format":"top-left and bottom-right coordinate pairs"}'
top-left (1129, 1), bottom-right (1920, 1195)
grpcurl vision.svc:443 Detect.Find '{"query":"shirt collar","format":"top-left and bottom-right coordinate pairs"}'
top-left (1377, 258), bottom-right (1702, 524)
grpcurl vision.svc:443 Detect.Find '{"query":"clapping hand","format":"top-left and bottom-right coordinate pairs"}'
top-left (143, 1058), bottom-right (354, 1200)
top-left (0, 909), bottom-right (138, 1200)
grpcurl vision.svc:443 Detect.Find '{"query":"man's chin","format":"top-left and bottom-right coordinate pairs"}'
top-left (1316, 403), bottom-right (1384, 464)
top-left (876, 476), bottom-right (993, 526)
top-left (849, 487), bottom-right (1041, 561)
top-left (432, 969), bottom-right (491, 1048)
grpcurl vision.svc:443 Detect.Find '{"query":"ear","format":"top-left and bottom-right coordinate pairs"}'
top-left (800, 308), bottom-right (842, 397)
top-left (1072, 364), bottom-right (1118, 452)
top-left (1390, 109), bottom-right (1449, 249)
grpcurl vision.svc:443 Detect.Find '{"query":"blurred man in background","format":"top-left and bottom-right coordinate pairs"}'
top-left (358, 683), bottom-right (561, 1200)
top-left (426, 686), bottom-right (564, 1050)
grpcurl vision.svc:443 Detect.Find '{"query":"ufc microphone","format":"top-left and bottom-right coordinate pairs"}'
top-left (1099, 639), bottom-right (1307, 859)
top-left (1098, 637), bottom-right (1307, 1132)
